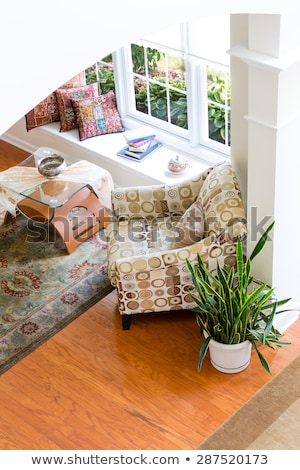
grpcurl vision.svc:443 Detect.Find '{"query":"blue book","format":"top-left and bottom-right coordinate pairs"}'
top-left (117, 141), bottom-right (162, 162)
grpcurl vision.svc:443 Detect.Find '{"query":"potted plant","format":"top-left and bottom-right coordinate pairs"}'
top-left (186, 221), bottom-right (292, 375)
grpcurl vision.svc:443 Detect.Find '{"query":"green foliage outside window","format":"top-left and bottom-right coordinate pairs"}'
top-left (207, 67), bottom-right (231, 145)
top-left (131, 44), bottom-right (161, 74)
top-left (131, 44), bottom-right (188, 129)
top-left (86, 54), bottom-right (115, 94)
top-left (86, 67), bottom-right (115, 94)
top-left (135, 82), bottom-right (188, 129)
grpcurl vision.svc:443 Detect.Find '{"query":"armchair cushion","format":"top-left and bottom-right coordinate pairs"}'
top-left (162, 200), bottom-right (205, 250)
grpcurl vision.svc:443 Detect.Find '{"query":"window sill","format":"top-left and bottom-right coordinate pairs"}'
top-left (5, 121), bottom-right (226, 187)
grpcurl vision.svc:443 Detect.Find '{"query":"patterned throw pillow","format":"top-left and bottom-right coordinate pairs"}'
top-left (55, 82), bottom-right (99, 132)
top-left (71, 91), bottom-right (124, 141)
top-left (25, 72), bottom-right (85, 131)
top-left (163, 200), bottom-right (205, 249)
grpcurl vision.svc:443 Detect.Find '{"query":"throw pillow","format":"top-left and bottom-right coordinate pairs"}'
top-left (71, 91), bottom-right (124, 141)
top-left (25, 72), bottom-right (85, 131)
top-left (163, 200), bottom-right (205, 250)
top-left (55, 82), bottom-right (99, 132)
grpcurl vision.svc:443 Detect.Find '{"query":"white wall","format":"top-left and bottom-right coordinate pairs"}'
top-left (0, 0), bottom-right (294, 137)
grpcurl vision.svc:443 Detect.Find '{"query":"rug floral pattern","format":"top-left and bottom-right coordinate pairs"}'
top-left (0, 213), bottom-right (113, 374)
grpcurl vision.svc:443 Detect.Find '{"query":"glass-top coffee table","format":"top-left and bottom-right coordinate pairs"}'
top-left (0, 147), bottom-right (113, 254)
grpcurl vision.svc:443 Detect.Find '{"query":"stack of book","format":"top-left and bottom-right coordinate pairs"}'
top-left (117, 126), bottom-right (162, 162)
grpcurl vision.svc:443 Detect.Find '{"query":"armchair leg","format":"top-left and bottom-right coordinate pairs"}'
top-left (122, 315), bottom-right (132, 330)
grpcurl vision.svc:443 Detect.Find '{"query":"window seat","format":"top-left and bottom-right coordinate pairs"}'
top-left (3, 121), bottom-right (222, 187)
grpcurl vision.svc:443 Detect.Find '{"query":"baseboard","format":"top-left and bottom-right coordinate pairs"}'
top-left (1, 132), bottom-right (37, 155)
top-left (274, 308), bottom-right (299, 333)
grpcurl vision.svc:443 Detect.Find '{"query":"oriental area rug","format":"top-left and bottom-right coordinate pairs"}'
top-left (0, 214), bottom-right (113, 375)
top-left (197, 354), bottom-right (300, 450)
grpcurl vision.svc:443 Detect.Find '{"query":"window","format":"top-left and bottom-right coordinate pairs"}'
top-left (130, 44), bottom-right (188, 130)
top-left (85, 16), bottom-right (230, 158)
top-left (85, 54), bottom-right (115, 94)
top-left (206, 65), bottom-right (231, 147)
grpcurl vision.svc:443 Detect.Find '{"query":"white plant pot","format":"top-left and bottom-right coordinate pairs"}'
top-left (206, 336), bottom-right (252, 374)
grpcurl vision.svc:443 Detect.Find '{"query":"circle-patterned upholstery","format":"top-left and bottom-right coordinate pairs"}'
top-left (107, 161), bottom-right (247, 318)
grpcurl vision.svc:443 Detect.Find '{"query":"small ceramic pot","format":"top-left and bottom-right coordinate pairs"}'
top-left (168, 155), bottom-right (189, 173)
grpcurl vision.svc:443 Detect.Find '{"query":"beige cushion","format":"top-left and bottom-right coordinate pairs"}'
top-left (162, 200), bottom-right (205, 249)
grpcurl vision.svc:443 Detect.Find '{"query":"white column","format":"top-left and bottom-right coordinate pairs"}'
top-left (230, 13), bottom-right (300, 317)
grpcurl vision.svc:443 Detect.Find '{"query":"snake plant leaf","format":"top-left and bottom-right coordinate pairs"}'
top-left (252, 341), bottom-right (272, 375)
top-left (261, 297), bottom-right (292, 311)
top-left (191, 293), bottom-right (218, 315)
top-left (263, 302), bottom-right (277, 338)
top-left (236, 238), bottom-right (244, 289)
top-left (196, 277), bottom-right (224, 302)
top-left (198, 336), bottom-right (211, 372)
top-left (249, 220), bottom-right (275, 261)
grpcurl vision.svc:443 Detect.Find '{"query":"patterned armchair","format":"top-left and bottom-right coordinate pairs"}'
top-left (106, 161), bottom-right (247, 329)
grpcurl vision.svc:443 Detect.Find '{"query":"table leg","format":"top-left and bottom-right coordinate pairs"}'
top-left (52, 186), bottom-right (105, 254)
top-left (17, 185), bottom-right (106, 254)
top-left (3, 211), bottom-right (16, 224)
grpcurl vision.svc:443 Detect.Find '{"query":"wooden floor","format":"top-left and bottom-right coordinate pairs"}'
top-left (0, 140), bottom-right (300, 450)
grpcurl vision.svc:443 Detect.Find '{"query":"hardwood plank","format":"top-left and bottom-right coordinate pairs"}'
top-left (1, 139), bottom-right (300, 450)
top-left (0, 140), bottom-right (29, 170)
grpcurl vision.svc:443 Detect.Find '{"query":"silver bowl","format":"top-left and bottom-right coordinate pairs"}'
top-left (38, 154), bottom-right (66, 178)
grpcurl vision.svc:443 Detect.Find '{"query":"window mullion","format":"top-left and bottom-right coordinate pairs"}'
top-left (186, 57), bottom-right (202, 147)
top-left (112, 48), bottom-right (133, 117)
top-left (144, 47), bottom-right (152, 118)
top-left (165, 53), bottom-right (171, 124)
